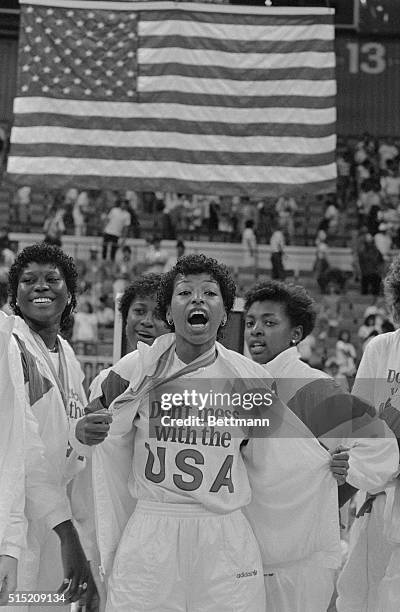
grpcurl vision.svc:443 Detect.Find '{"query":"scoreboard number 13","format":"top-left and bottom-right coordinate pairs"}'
top-left (346, 42), bottom-right (386, 74)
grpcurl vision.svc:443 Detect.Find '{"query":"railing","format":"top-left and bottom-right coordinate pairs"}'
top-left (76, 354), bottom-right (113, 394)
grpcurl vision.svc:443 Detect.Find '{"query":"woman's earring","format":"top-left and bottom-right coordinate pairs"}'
top-left (290, 338), bottom-right (297, 346)
top-left (221, 317), bottom-right (227, 328)
top-left (166, 317), bottom-right (173, 326)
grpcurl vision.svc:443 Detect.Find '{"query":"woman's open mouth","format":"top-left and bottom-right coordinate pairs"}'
top-left (187, 310), bottom-right (209, 330)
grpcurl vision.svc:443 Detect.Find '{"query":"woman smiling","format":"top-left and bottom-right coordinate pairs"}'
top-left (6, 243), bottom-right (90, 609)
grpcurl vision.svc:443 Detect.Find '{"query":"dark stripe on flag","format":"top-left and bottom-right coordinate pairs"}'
top-left (140, 36), bottom-right (334, 55)
top-left (139, 64), bottom-right (336, 82)
top-left (13, 115), bottom-right (336, 138)
top-left (138, 92), bottom-right (336, 109)
top-left (11, 144), bottom-right (335, 168)
top-left (139, 11), bottom-right (334, 27)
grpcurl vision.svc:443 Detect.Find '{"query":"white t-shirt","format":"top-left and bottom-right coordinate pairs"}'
top-left (104, 207), bottom-right (131, 237)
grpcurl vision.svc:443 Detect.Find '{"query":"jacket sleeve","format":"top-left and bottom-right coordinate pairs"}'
top-left (24, 398), bottom-right (72, 531)
top-left (0, 485), bottom-right (26, 560)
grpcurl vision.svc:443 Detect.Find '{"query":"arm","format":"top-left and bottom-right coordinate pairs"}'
top-left (24, 400), bottom-right (89, 604)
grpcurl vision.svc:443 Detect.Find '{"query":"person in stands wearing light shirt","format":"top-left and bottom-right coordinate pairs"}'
top-left (102, 200), bottom-right (131, 262)
top-left (269, 221), bottom-right (286, 280)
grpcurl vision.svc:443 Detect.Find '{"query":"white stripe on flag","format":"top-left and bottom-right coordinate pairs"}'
top-left (13, 98), bottom-right (336, 125)
top-left (138, 48), bottom-right (336, 70)
top-left (139, 21), bottom-right (334, 42)
top-left (11, 127), bottom-right (336, 154)
top-left (138, 76), bottom-right (336, 98)
top-left (7, 156), bottom-right (337, 184)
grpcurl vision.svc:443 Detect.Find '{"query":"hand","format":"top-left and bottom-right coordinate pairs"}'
top-left (77, 566), bottom-right (100, 612)
top-left (0, 555), bottom-right (17, 605)
top-left (75, 410), bottom-right (113, 446)
top-left (330, 445), bottom-right (350, 486)
top-left (54, 521), bottom-right (89, 603)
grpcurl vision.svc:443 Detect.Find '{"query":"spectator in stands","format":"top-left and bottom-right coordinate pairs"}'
top-left (358, 232), bottom-right (384, 296)
top-left (358, 313), bottom-right (380, 344)
top-left (96, 294), bottom-right (115, 328)
top-left (323, 198), bottom-right (340, 236)
top-left (102, 199), bottom-right (131, 261)
top-left (336, 149), bottom-right (352, 208)
top-left (72, 190), bottom-right (88, 236)
top-left (114, 244), bottom-right (136, 279)
top-left (313, 230), bottom-right (330, 293)
top-left (378, 136), bottom-right (399, 171)
top-left (163, 239), bottom-right (185, 272)
top-left (143, 236), bottom-right (169, 273)
top-left (357, 179), bottom-right (382, 228)
top-left (0, 227), bottom-right (15, 267)
top-left (208, 200), bottom-right (220, 237)
top-left (374, 223), bottom-right (392, 263)
top-left (275, 194), bottom-right (297, 243)
top-left (319, 282), bottom-right (343, 337)
top-left (72, 300), bottom-right (98, 354)
top-left (354, 132), bottom-right (376, 166)
top-left (256, 199), bottom-right (275, 243)
top-left (335, 329), bottom-right (357, 378)
top-left (269, 221), bottom-right (286, 280)
top-left (242, 219), bottom-right (257, 269)
top-left (43, 203), bottom-right (66, 247)
top-left (380, 158), bottom-right (400, 207)
top-left (14, 185), bottom-right (31, 229)
top-left (324, 357), bottom-right (349, 392)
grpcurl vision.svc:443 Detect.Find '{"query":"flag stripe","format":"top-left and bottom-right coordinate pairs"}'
top-left (8, 157), bottom-right (336, 183)
top-left (13, 114), bottom-right (336, 139)
top-left (138, 76), bottom-right (336, 98)
top-left (139, 63), bottom-right (336, 83)
top-left (10, 144), bottom-right (335, 168)
top-left (12, 127), bottom-right (336, 154)
top-left (138, 48), bottom-right (335, 71)
top-left (5, 171), bottom-right (337, 198)
top-left (139, 11), bottom-right (334, 28)
top-left (139, 20), bottom-right (333, 42)
top-left (140, 36), bottom-right (334, 55)
top-left (13, 98), bottom-right (336, 126)
top-left (8, 2), bottom-right (337, 196)
top-left (138, 92), bottom-right (336, 109)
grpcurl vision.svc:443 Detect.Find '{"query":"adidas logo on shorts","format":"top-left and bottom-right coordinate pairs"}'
top-left (236, 570), bottom-right (258, 579)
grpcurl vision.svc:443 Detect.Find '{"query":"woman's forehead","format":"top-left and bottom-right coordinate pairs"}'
top-left (173, 272), bottom-right (218, 286)
top-left (20, 262), bottom-right (62, 275)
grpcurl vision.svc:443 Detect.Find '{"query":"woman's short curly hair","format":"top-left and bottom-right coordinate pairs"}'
top-left (8, 243), bottom-right (78, 331)
top-left (118, 273), bottom-right (163, 321)
top-left (157, 254), bottom-right (236, 330)
top-left (244, 280), bottom-right (316, 340)
top-left (384, 255), bottom-right (400, 323)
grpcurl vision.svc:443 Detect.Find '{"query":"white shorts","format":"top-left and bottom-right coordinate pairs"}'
top-left (106, 500), bottom-right (266, 612)
top-left (264, 563), bottom-right (335, 612)
top-left (336, 495), bottom-right (392, 612)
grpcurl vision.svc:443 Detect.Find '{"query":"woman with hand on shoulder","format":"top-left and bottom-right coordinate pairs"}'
top-left (79, 254), bottom-right (340, 612)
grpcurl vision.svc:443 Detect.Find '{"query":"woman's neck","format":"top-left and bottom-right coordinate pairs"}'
top-left (175, 337), bottom-right (216, 365)
top-left (25, 318), bottom-right (60, 349)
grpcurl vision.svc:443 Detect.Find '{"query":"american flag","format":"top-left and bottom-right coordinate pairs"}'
top-left (7, 0), bottom-right (337, 197)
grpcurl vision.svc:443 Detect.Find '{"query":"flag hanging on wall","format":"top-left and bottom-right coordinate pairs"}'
top-left (7, 0), bottom-right (336, 197)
